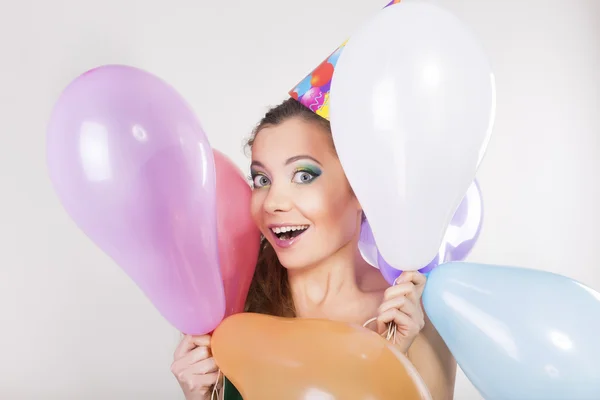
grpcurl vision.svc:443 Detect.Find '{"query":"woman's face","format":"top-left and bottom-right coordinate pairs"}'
top-left (250, 117), bottom-right (362, 270)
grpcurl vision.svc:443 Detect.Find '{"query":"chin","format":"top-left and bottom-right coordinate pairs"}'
top-left (273, 249), bottom-right (318, 271)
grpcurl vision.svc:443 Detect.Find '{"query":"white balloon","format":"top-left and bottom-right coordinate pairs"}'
top-left (330, 2), bottom-right (496, 270)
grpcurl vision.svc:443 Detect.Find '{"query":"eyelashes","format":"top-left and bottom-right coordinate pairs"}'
top-left (292, 167), bottom-right (321, 184)
top-left (249, 165), bottom-right (322, 189)
top-left (251, 173), bottom-right (271, 188)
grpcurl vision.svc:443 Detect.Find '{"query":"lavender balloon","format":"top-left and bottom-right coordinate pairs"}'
top-left (361, 180), bottom-right (483, 284)
top-left (46, 65), bottom-right (225, 334)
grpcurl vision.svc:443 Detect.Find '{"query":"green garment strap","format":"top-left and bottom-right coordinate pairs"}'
top-left (223, 376), bottom-right (243, 400)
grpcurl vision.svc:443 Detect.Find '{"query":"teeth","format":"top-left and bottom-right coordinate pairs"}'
top-left (271, 225), bottom-right (309, 234)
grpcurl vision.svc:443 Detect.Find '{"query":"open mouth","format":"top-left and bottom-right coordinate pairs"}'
top-left (271, 225), bottom-right (309, 241)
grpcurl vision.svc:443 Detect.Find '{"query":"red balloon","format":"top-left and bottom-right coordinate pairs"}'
top-left (310, 61), bottom-right (334, 87)
top-left (214, 150), bottom-right (261, 317)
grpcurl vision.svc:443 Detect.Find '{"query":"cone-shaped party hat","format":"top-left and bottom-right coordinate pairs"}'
top-left (288, 0), bottom-right (401, 120)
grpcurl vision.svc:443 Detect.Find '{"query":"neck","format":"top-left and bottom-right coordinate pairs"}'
top-left (287, 239), bottom-right (368, 319)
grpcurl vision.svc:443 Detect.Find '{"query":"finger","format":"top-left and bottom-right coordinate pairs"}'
top-left (376, 314), bottom-right (390, 335)
top-left (171, 357), bottom-right (218, 383)
top-left (177, 346), bottom-right (211, 367)
top-left (195, 371), bottom-right (220, 388)
top-left (189, 334), bottom-right (212, 348)
top-left (174, 335), bottom-right (211, 360)
top-left (394, 271), bottom-right (426, 296)
top-left (188, 357), bottom-right (218, 375)
top-left (394, 271), bottom-right (427, 286)
top-left (377, 308), bottom-right (410, 334)
top-left (174, 335), bottom-right (195, 360)
top-left (378, 295), bottom-right (420, 318)
top-left (377, 309), bottom-right (421, 336)
top-left (183, 372), bottom-right (220, 394)
top-left (383, 282), bottom-right (418, 303)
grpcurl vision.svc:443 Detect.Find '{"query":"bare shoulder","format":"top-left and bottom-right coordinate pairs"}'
top-left (408, 314), bottom-right (457, 400)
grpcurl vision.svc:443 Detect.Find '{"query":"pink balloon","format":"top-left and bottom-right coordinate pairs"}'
top-left (46, 65), bottom-right (225, 335)
top-left (213, 150), bottom-right (261, 317)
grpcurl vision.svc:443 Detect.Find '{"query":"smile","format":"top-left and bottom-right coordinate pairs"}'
top-left (269, 225), bottom-right (310, 248)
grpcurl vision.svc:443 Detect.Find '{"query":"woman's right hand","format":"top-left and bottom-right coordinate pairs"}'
top-left (171, 334), bottom-right (220, 400)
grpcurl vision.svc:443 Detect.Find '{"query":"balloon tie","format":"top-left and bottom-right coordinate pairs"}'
top-left (210, 369), bottom-right (222, 400)
top-left (362, 276), bottom-right (401, 344)
top-left (362, 317), bottom-right (397, 345)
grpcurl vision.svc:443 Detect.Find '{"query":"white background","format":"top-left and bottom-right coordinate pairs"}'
top-left (1, 0), bottom-right (599, 398)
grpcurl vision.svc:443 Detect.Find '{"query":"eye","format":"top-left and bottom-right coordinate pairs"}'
top-left (292, 170), bottom-right (317, 184)
top-left (252, 174), bottom-right (271, 188)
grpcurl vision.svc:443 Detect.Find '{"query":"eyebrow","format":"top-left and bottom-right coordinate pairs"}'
top-left (285, 155), bottom-right (322, 166)
top-left (250, 155), bottom-right (322, 170)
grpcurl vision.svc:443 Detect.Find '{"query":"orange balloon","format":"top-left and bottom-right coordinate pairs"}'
top-left (214, 151), bottom-right (261, 317)
top-left (212, 313), bottom-right (432, 400)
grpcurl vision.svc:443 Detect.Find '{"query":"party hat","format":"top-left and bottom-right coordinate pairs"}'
top-left (288, 0), bottom-right (401, 120)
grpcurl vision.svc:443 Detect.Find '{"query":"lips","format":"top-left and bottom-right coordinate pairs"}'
top-left (268, 224), bottom-right (310, 249)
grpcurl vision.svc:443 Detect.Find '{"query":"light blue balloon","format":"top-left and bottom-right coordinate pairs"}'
top-left (423, 262), bottom-right (600, 400)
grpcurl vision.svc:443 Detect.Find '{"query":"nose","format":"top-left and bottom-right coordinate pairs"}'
top-left (263, 182), bottom-right (293, 214)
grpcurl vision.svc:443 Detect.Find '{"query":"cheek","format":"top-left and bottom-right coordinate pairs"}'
top-left (333, 191), bottom-right (361, 242)
top-left (250, 190), bottom-right (265, 228)
top-left (297, 183), bottom-right (357, 234)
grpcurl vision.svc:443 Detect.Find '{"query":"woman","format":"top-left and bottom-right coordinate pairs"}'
top-left (170, 98), bottom-right (457, 400)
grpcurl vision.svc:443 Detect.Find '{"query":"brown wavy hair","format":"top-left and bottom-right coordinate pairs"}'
top-left (243, 97), bottom-right (332, 317)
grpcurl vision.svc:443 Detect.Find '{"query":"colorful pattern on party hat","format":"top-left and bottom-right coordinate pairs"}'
top-left (289, 0), bottom-right (401, 120)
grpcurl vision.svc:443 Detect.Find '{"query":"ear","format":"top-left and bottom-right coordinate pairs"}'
top-left (354, 202), bottom-right (365, 222)
top-left (353, 195), bottom-right (363, 214)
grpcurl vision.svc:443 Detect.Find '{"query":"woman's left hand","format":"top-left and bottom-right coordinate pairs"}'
top-left (377, 271), bottom-right (427, 355)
